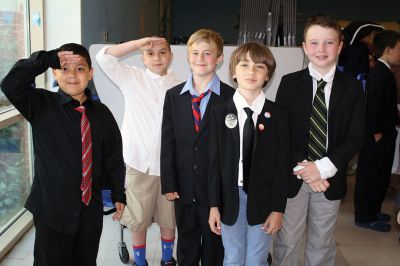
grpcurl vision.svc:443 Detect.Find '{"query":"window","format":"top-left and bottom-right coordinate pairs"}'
top-left (0, 0), bottom-right (30, 113)
top-left (0, 113), bottom-right (32, 234)
top-left (0, 0), bottom-right (32, 235)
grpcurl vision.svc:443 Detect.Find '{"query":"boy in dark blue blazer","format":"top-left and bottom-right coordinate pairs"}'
top-left (208, 42), bottom-right (289, 265)
top-left (161, 29), bottom-right (234, 266)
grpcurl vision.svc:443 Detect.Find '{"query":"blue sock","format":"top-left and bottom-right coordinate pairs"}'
top-left (133, 244), bottom-right (146, 265)
top-left (161, 237), bottom-right (175, 262)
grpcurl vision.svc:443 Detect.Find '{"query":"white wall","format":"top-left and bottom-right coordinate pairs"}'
top-left (44, 0), bottom-right (81, 50)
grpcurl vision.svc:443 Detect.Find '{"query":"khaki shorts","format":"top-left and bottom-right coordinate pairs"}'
top-left (120, 166), bottom-right (176, 231)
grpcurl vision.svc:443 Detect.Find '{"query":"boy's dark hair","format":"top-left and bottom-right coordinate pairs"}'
top-left (229, 42), bottom-right (276, 87)
top-left (304, 15), bottom-right (343, 42)
top-left (373, 30), bottom-right (400, 58)
top-left (59, 43), bottom-right (92, 68)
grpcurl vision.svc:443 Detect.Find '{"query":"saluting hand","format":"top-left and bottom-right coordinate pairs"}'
top-left (57, 51), bottom-right (81, 68)
top-left (139, 37), bottom-right (167, 51)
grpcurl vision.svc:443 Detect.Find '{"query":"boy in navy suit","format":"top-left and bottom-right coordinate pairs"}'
top-left (208, 42), bottom-right (289, 265)
top-left (273, 16), bottom-right (365, 266)
top-left (161, 29), bottom-right (235, 266)
top-left (355, 30), bottom-right (400, 232)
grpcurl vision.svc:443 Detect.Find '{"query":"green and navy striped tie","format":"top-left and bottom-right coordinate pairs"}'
top-left (307, 79), bottom-right (328, 161)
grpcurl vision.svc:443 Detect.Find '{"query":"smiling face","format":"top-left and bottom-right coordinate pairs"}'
top-left (303, 25), bottom-right (343, 74)
top-left (52, 55), bottom-right (93, 102)
top-left (233, 52), bottom-right (269, 93)
top-left (141, 42), bottom-right (172, 76)
top-left (188, 41), bottom-right (223, 79)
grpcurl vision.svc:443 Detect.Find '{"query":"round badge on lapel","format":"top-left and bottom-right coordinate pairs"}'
top-left (225, 113), bottom-right (238, 129)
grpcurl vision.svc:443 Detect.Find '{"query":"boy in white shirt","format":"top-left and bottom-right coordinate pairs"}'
top-left (96, 37), bottom-right (181, 266)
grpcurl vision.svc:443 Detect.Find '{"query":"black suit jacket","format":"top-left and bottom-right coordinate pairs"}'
top-left (275, 68), bottom-right (365, 200)
top-left (161, 81), bottom-right (235, 206)
top-left (208, 98), bottom-right (290, 225)
top-left (365, 60), bottom-right (399, 136)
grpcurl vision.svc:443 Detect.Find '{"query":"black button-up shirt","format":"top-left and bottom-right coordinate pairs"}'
top-left (1, 50), bottom-right (126, 234)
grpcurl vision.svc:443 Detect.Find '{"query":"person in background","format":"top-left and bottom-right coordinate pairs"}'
top-left (354, 30), bottom-right (400, 232)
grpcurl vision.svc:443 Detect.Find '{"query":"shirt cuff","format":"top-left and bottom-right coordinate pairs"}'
top-left (315, 157), bottom-right (338, 179)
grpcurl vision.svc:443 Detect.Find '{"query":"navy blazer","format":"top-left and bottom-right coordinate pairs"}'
top-left (161, 81), bottom-right (235, 206)
top-left (365, 60), bottom-right (399, 136)
top-left (275, 68), bottom-right (365, 200)
top-left (208, 98), bottom-right (290, 225)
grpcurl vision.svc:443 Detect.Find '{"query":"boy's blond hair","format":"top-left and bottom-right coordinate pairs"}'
top-left (303, 15), bottom-right (343, 42)
top-left (187, 29), bottom-right (224, 57)
top-left (229, 42), bottom-right (276, 87)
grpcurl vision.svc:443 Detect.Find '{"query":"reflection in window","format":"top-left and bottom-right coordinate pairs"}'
top-left (0, 120), bottom-right (31, 233)
top-left (0, 0), bottom-right (29, 112)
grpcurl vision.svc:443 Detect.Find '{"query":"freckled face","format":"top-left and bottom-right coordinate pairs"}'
top-left (303, 25), bottom-right (343, 74)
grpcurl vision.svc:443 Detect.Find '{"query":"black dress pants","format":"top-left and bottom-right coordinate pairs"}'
top-left (174, 200), bottom-right (224, 266)
top-left (355, 130), bottom-right (397, 223)
top-left (33, 216), bottom-right (102, 266)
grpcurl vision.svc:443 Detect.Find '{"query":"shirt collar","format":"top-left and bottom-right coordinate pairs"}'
top-left (308, 63), bottom-right (336, 83)
top-left (57, 88), bottom-right (93, 107)
top-left (180, 74), bottom-right (221, 96)
top-left (233, 89), bottom-right (265, 115)
top-left (378, 58), bottom-right (391, 70)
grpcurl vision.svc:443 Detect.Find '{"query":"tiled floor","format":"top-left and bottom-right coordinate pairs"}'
top-left (1, 175), bottom-right (399, 266)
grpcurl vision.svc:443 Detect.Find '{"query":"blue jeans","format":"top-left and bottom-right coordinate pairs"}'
top-left (221, 188), bottom-right (272, 265)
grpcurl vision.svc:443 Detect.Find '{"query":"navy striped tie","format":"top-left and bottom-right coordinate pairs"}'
top-left (191, 89), bottom-right (211, 132)
top-left (307, 79), bottom-right (328, 161)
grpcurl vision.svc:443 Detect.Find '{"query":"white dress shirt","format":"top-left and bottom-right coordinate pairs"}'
top-left (308, 63), bottom-right (338, 179)
top-left (233, 89), bottom-right (266, 186)
top-left (96, 46), bottom-right (181, 176)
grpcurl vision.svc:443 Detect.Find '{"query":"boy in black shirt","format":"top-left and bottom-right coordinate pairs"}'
top-left (1, 43), bottom-right (126, 266)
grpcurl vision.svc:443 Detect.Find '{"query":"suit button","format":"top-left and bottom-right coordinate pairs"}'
top-left (193, 164), bottom-right (198, 170)
top-left (194, 146), bottom-right (199, 151)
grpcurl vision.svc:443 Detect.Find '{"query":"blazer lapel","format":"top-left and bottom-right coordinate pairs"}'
top-left (253, 101), bottom-right (273, 155)
top-left (328, 70), bottom-right (345, 120)
top-left (224, 99), bottom-right (240, 184)
top-left (196, 83), bottom-right (230, 138)
top-left (179, 91), bottom-right (197, 139)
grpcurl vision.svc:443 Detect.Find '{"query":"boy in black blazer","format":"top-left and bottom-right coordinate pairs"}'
top-left (160, 29), bottom-right (235, 266)
top-left (273, 16), bottom-right (365, 266)
top-left (208, 42), bottom-right (289, 265)
top-left (355, 30), bottom-right (400, 232)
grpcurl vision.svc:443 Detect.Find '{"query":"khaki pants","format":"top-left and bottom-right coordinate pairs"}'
top-left (120, 166), bottom-right (175, 231)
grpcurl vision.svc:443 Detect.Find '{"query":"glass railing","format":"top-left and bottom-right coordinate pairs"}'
top-left (0, 111), bottom-right (32, 235)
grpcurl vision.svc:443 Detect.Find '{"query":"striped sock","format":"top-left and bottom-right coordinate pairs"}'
top-left (133, 244), bottom-right (146, 266)
top-left (161, 237), bottom-right (175, 262)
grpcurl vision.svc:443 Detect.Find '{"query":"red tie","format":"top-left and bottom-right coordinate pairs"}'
top-left (74, 106), bottom-right (92, 206)
top-left (191, 90), bottom-right (211, 132)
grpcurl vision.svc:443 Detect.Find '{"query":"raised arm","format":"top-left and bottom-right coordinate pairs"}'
top-left (1, 50), bottom-right (78, 122)
top-left (105, 37), bottom-right (167, 58)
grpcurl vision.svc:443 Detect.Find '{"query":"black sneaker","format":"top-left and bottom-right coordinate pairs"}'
top-left (160, 257), bottom-right (177, 266)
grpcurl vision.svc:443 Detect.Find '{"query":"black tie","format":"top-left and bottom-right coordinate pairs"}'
top-left (242, 107), bottom-right (254, 194)
top-left (307, 79), bottom-right (328, 161)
